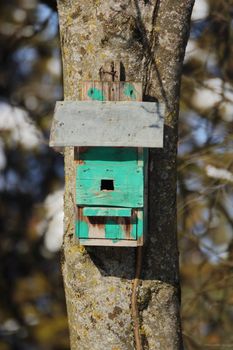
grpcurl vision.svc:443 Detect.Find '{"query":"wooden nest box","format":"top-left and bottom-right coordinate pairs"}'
top-left (50, 81), bottom-right (164, 247)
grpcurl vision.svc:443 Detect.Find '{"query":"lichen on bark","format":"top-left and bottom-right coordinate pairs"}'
top-left (57, 1), bottom-right (194, 349)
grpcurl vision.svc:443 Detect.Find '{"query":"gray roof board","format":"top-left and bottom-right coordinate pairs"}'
top-left (49, 101), bottom-right (164, 148)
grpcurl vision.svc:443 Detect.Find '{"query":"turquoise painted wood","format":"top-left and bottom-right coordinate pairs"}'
top-left (136, 209), bottom-right (144, 238)
top-left (87, 87), bottom-right (105, 101)
top-left (76, 210), bottom-right (138, 241)
top-left (76, 165), bottom-right (143, 207)
top-left (75, 147), bottom-right (146, 244)
top-left (105, 219), bottom-right (124, 240)
top-left (83, 207), bottom-right (132, 217)
top-left (75, 147), bottom-right (148, 245)
top-left (75, 220), bottom-right (89, 239)
top-left (76, 147), bottom-right (143, 208)
top-left (78, 147), bottom-right (142, 164)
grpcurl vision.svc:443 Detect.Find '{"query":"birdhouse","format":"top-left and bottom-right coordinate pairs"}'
top-left (50, 81), bottom-right (164, 247)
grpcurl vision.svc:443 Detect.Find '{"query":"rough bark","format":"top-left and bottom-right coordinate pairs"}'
top-left (57, 1), bottom-right (194, 349)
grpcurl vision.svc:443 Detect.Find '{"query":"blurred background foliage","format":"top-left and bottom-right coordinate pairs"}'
top-left (180, 0), bottom-right (233, 348)
top-left (0, 0), bottom-right (232, 349)
top-left (0, 0), bottom-right (67, 349)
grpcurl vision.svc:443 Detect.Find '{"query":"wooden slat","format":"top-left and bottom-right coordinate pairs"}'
top-left (76, 207), bottom-right (137, 240)
top-left (76, 147), bottom-right (139, 165)
top-left (81, 81), bottom-right (142, 102)
top-left (83, 207), bottom-right (132, 217)
top-left (50, 101), bottom-right (164, 148)
top-left (78, 239), bottom-right (141, 247)
top-left (76, 164), bottom-right (144, 207)
top-left (119, 82), bottom-right (142, 101)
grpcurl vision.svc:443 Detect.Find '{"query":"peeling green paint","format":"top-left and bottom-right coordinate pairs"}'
top-left (76, 147), bottom-right (144, 208)
top-left (123, 83), bottom-right (137, 100)
top-left (83, 207), bottom-right (132, 217)
top-left (137, 210), bottom-right (143, 238)
top-left (77, 220), bottom-right (89, 239)
top-left (131, 217), bottom-right (138, 239)
top-left (75, 147), bottom-right (145, 242)
top-left (87, 87), bottom-right (105, 101)
top-left (105, 219), bottom-right (124, 240)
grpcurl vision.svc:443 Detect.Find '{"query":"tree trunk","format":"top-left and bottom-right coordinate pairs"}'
top-left (56, 1), bottom-right (194, 349)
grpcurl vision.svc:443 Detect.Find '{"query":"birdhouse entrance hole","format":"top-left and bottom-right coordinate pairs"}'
top-left (101, 179), bottom-right (114, 191)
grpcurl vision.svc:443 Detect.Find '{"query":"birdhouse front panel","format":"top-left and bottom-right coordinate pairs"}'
top-left (75, 146), bottom-right (146, 246)
top-left (76, 147), bottom-right (143, 207)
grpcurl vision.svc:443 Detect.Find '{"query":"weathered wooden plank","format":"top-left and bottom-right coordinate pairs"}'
top-left (76, 164), bottom-right (144, 207)
top-left (75, 147), bottom-right (139, 165)
top-left (78, 239), bottom-right (141, 247)
top-left (50, 101), bottom-right (164, 148)
top-left (83, 207), bottom-right (132, 217)
top-left (78, 218), bottom-right (137, 240)
top-left (82, 81), bottom-right (142, 102)
top-left (119, 82), bottom-right (142, 101)
top-left (76, 207), bottom-right (137, 240)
